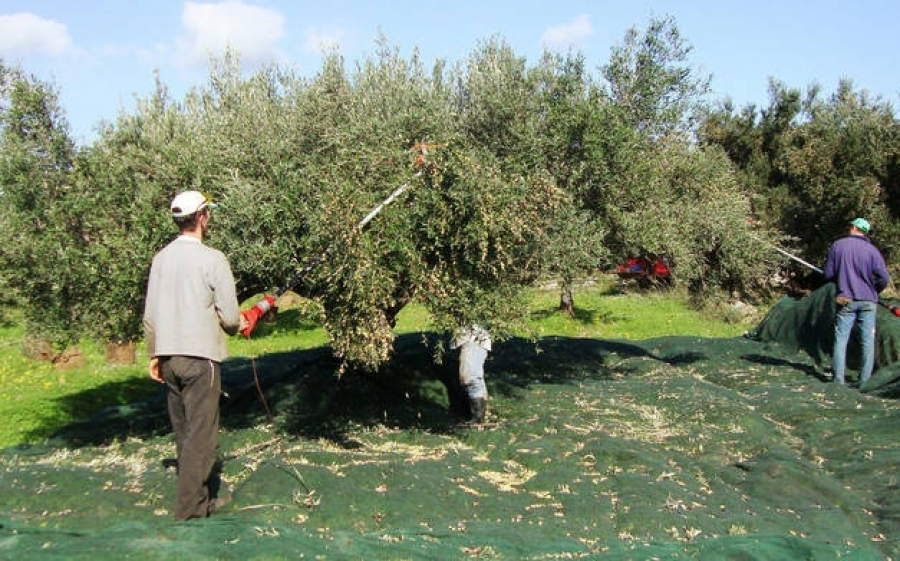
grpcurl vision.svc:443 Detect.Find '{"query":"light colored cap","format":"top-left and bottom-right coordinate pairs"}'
top-left (850, 217), bottom-right (870, 233)
top-left (170, 190), bottom-right (216, 218)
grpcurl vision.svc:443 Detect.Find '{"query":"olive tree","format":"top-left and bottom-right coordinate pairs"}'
top-left (187, 41), bottom-right (576, 368)
top-left (774, 81), bottom-right (899, 260)
top-left (573, 16), bottom-right (778, 298)
top-left (63, 73), bottom-right (223, 359)
top-left (701, 79), bottom-right (900, 268)
top-left (600, 15), bottom-right (711, 138)
top-left (450, 40), bottom-right (608, 312)
top-left (0, 64), bottom-right (86, 352)
top-left (0, 64), bottom-right (202, 358)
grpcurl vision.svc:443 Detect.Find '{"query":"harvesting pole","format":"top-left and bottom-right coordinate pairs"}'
top-left (754, 235), bottom-right (823, 275)
top-left (753, 234), bottom-right (900, 318)
top-left (239, 142), bottom-right (438, 337)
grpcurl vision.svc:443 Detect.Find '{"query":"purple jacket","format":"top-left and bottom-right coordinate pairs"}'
top-left (823, 234), bottom-right (890, 302)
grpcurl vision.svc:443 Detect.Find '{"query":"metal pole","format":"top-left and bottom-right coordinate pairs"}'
top-left (275, 173), bottom-right (421, 297)
top-left (751, 234), bottom-right (823, 274)
top-left (767, 243), bottom-right (823, 275)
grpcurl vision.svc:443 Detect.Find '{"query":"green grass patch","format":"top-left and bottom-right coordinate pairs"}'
top-left (0, 278), bottom-right (755, 447)
top-left (522, 281), bottom-right (751, 339)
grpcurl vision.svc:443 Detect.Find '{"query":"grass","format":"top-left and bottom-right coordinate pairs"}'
top-left (520, 281), bottom-right (752, 339)
top-left (0, 277), bottom-right (757, 448)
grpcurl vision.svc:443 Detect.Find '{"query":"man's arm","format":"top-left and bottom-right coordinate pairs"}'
top-left (873, 253), bottom-right (891, 293)
top-left (212, 252), bottom-right (242, 335)
top-left (143, 263), bottom-right (163, 383)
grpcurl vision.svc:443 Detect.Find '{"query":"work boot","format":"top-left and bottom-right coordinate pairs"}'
top-left (208, 484), bottom-right (232, 516)
top-left (469, 397), bottom-right (487, 424)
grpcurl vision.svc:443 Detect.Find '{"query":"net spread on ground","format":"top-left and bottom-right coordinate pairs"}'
top-left (0, 284), bottom-right (897, 559)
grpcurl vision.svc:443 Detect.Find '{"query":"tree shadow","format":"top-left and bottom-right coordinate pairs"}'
top-left (488, 335), bottom-right (656, 389)
top-left (27, 327), bottom-right (898, 455)
top-left (40, 346), bottom-right (337, 448)
top-left (663, 351), bottom-right (708, 366)
top-left (225, 333), bottom-right (674, 446)
top-left (20, 377), bottom-right (166, 447)
top-left (37, 332), bottom-right (665, 449)
top-left (528, 306), bottom-right (619, 325)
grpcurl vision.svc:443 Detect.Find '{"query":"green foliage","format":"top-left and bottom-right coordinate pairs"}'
top-left (180, 55), bottom-right (323, 299)
top-left (410, 147), bottom-right (566, 337)
top-left (452, 37), bottom-right (534, 161)
top-left (585, 126), bottom-right (778, 296)
top-left (11, 16), bottom-right (873, 368)
top-left (0, 64), bottom-right (84, 349)
top-left (77, 75), bottom-right (197, 343)
top-left (776, 81), bottom-right (899, 259)
top-left (449, 43), bottom-right (609, 307)
top-left (564, 16), bottom-right (780, 300)
top-left (600, 15), bottom-right (711, 137)
top-left (701, 78), bottom-right (900, 268)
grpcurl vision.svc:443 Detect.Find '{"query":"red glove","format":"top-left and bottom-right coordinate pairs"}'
top-left (240, 294), bottom-right (276, 337)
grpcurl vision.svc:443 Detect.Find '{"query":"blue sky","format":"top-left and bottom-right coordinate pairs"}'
top-left (1, 1), bottom-right (898, 145)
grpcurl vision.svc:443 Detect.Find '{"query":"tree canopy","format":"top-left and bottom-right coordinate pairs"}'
top-left (2, 15), bottom-right (898, 368)
top-left (700, 78), bottom-right (900, 267)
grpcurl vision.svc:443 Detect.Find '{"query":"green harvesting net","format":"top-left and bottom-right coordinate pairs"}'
top-left (750, 282), bottom-right (900, 396)
top-left (0, 285), bottom-right (898, 559)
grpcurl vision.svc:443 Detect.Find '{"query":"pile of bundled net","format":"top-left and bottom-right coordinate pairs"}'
top-left (750, 282), bottom-right (900, 397)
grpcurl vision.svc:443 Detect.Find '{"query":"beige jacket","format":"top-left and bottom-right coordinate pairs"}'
top-left (143, 236), bottom-right (241, 362)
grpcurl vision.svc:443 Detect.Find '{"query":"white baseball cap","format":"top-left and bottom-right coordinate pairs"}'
top-left (170, 190), bottom-right (217, 218)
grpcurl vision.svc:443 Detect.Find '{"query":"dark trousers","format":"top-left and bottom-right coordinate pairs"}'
top-left (160, 356), bottom-right (220, 519)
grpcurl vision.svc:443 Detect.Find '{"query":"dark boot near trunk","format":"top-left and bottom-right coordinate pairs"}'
top-left (470, 397), bottom-right (487, 424)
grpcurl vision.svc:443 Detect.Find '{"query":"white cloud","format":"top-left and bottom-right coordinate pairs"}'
top-left (179, 1), bottom-right (285, 67)
top-left (0, 12), bottom-right (73, 58)
top-left (302, 25), bottom-right (345, 55)
top-left (541, 14), bottom-right (593, 51)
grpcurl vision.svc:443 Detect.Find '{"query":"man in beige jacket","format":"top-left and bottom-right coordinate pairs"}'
top-left (143, 190), bottom-right (247, 519)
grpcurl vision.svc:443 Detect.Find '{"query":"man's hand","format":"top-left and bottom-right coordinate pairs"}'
top-left (239, 313), bottom-right (250, 334)
top-left (148, 357), bottom-right (164, 384)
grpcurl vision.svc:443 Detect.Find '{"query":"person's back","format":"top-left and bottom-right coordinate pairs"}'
top-left (824, 234), bottom-right (889, 302)
top-left (143, 190), bottom-right (245, 519)
top-left (145, 236), bottom-right (240, 362)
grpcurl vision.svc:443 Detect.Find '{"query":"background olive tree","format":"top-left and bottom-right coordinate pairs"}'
top-left (0, 64), bottom-right (87, 354)
top-left (700, 78), bottom-right (900, 273)
top-left (572, 16), bottom-right (778, 296)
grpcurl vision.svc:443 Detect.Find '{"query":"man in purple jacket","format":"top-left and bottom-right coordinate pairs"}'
top-left (823, 218), bottom-right (891, 385)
